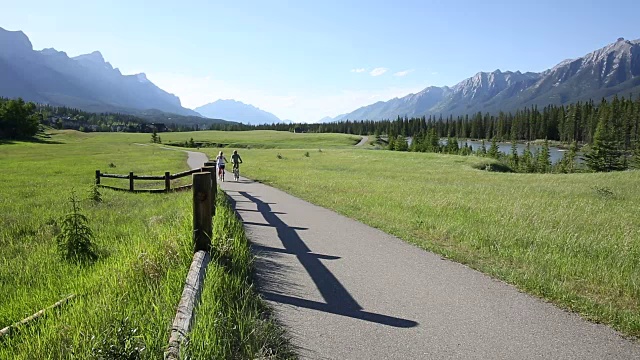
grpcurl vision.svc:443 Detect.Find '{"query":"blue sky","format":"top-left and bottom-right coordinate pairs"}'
top-left (3, 0), bottom-right (640, 122)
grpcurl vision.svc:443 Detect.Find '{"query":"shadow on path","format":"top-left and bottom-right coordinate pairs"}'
top-left (235, 190), bottom-right (418, 328)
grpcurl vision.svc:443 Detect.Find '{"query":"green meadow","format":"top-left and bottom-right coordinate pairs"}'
top-left (2, 128), bottom-right (638, 358)
top-left (209, 146), bottom-right (640, 338)
top-left (0, 130), bottom-right (293, 359)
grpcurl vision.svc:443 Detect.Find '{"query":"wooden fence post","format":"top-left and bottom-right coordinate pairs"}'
top-left (95, 170), bottom-right (100, 185)
top-left (204, 161), bottom-right (217, 215)
top-left (165, 171), bottom-right (171, 192)
top-left (202, 166), bottom-right (216, 215)
top-left (129, 172), bottom-right (134, 192)
top-left (192, 173), bottom-right (212, 252)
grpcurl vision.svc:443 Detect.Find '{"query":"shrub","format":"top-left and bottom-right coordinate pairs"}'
top-left (304, 151), bottom-right (310, 157)
top-left (56, 194), bottom-right (98, 264)
top-left (89, 184), bottom-right (102, 203)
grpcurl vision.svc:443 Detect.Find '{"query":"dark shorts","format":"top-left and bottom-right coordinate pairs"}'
top-left (218, 164), bottom-right (225, 169)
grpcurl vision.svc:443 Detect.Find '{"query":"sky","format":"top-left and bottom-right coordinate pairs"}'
top-left (2, 0), bottom-right (640, 122)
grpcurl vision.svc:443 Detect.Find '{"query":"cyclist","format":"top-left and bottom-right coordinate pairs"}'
top-left (216, 151), bottom-right (228, 181)
top-left (231, 150), bottom-right (243, 181)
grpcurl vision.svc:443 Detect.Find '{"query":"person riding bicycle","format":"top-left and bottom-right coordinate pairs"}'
top-left (231, 150), bottom-right (243, 170)
top-left (216, 151), bottom-right (228, 181)
top-left (231, 150), bottom-right (243, 180)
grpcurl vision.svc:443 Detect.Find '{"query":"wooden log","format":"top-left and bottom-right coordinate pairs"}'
top-left (132, 175), bottom-right (165, 180)
top-left (100, 173), bottom-right (129, 179)
top-left (172, 184), bottom-right (193, 192)
top-left (165, 171), bottom-right (171, 192)
top-left (192, 173), bottom-right (212, 252)
top-left (164, 251), bottom-right (210, 360)
top-left (171, 168), bottom-right (200, 180)
top-left (95, 170), bottom-right (100, 185)
top-left (97, 184), bottom-right (128, 192)
top-left (201, 166), bottom-right (217, 215)
top-left (0, 294), bottom-right (75, 338)
top-left (129, 172), bottom-right (134, 192)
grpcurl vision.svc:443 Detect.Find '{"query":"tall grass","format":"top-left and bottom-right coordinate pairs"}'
top-left (185, 192), bottom-right (295, 359)
top-left (235, 148), bottom-right (640, 338)
top-left (0, 131), bottom-right (292, 358)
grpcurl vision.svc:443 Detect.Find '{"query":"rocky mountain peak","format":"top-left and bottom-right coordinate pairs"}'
top-left (73, 51), bottom-right (106, 64)
top-left (0, 27), bottom-right (33, 56)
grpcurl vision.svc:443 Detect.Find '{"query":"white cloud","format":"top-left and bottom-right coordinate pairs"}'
top-left (394, 69), bottom-right (414, 77)
top-left (350, 68), bottom-right (366, 73)
top-left (369, 67), bottom-right (388, 76)
top-left (145, 72), bottom-right (423, 123)
top-left (431, 71), bottom-right (439, 75)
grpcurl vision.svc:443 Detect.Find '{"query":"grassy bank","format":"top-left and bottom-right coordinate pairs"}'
top-left (0, 131), bottom-right (292, 358)
top-left (222, 147), bottom-right (640, 338)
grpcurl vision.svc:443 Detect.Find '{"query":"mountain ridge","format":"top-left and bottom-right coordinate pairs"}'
top-left (0, 27), bottom-right (202, 119)
top-left (195, 99), bottom-right (284, 125)
top-left (333, 37), bottom-right (640, 122)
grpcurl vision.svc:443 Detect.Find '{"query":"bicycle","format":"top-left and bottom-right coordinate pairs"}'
top-left (218, 165), bottom-right (225, 182)
top-left (232, 164), bottom-right (240, 181)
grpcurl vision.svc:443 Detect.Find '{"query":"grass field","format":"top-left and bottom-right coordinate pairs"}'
top-left (159, 129), bottom-right (361, 149)
top-left (208, 147), bottom-right (640, 338)
top-left (0, 130), bottom-right (293, 358)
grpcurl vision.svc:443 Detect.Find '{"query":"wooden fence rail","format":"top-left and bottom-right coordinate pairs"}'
top-left (95, 168), bottom-right (202, 193)
top-left (165, 172), bottom-right (214, 359)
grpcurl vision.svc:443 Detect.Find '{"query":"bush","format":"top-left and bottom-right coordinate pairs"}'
top-left (304, 151), bottom-right (310, 157)
top-left (89, 184), bottom-right (102, 203)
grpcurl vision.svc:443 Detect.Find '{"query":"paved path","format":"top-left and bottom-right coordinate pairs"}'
top-left (355, 136), bottom-right (368, 147)
top-left (186, 152), bottom-right (640, 359)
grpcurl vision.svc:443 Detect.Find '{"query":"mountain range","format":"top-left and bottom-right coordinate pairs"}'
top-left (0, 27), bottom-right (202, 118)
top-left (329, 37), bottom-right (640, 122)
top-left (195, 99), bottom-right (284, 125)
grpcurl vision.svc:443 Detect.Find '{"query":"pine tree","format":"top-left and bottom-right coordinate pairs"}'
top-left (557, 141), bottom-right (578, 173)
top-left (509, 139), bottom-right (519, 169)
top-left (487, 138), bottom-right (500, 159)
top-left (395, 135), bottom-right (409, 151)
top-left (520, 143), bottom-right (534, 173)
top-left (536, 139), bottom-right (551, 173)
top-left (584, 113), bottom-right (626, 172)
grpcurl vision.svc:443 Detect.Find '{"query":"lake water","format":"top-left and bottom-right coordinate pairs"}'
top-left (403, 137), bottom-right (577, 163)
top-left (455, 140), bottom-right (571, 163)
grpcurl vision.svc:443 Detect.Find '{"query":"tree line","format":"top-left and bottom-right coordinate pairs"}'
top-left (235, 95), bottom-right (640, 147)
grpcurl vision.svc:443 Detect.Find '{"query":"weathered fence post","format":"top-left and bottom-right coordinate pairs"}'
top-left (95, 170), bottom-right (100, 185)
top-left (204, 161), bottom-right (217, 215)
top-left (202, 166), bottom-right (216, 215)
top-left (192, 172), bottom-right (212, 252)
top-left (164, 171), bottom-right (171, 192)
top-left (129, 171), bottom-right (134, 192)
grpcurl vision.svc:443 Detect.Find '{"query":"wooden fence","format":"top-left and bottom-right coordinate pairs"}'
top-left (95, 168), bottom-right (203, 193)
top-left (165, 169), bottom-right (217, 359)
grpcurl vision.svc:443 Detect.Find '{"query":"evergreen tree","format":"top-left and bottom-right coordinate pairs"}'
top-left (584, 113), bottom-right (626, 172)
top-left (557, 141), bottom-right (578, 173)
top-left (509, 139), bottom-right (519, 169)
top-left (520, 143), bottom-right (534, 173)
top-left (395, 135), bottom-right (409, 151)
top-left (536, 139), bottom-right (551, 173)
top-left (487, 138), bottom-right (500, 159)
